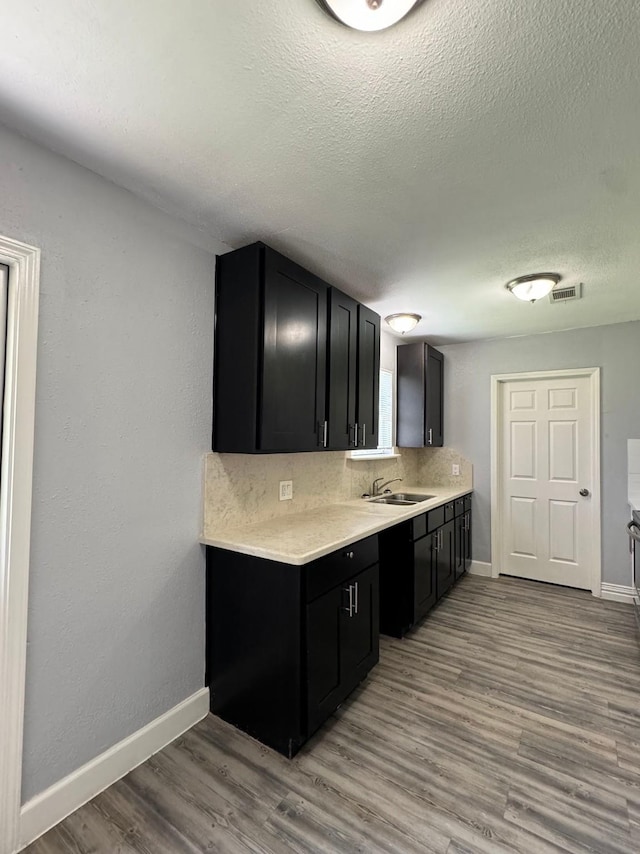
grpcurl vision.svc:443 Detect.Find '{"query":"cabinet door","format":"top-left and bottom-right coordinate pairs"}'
top-left (425, 345), bottom-right (443, 447)
top-left (306, 584), bottom-right (344, 735)
top-left (341, 564), bottom-right (379, 684)
top-left (306, 564), bottom-right (379, 736)
top-left (436, 520), bottom-right (455, 598)
top-left (414, 534), bottom-right (437, 622)
top-left (356, 305), bottom-right (380, 450)
top-left (326, 288), bottom-right (358, 450)
top-left (261, 249), bottom-right (328, 452)
top-left (464, 510), bottom-right (472, 570)
top-left (454, 514), bottom-right (465, 579)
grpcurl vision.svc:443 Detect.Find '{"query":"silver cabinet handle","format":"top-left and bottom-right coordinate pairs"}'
top-left (344, 551), bottom-right (354, 559)
top-left (322, 420), bottom-right (328, 448)
top-left (354, 581), bottom-right (359, 615)
top-left (343, 585), bottom-right (354, 616)
top-left (360, 423), bottom-right (366, 447)
top-left (428, 427), bottom-right (433, 445)
top-left (434, 530), bottom-right (441, 552)
top-left (351, 423), bottom-right (358, 447)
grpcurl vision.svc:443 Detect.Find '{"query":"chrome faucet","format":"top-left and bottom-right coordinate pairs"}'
top-left (371, 477), bottom-right (403, 496)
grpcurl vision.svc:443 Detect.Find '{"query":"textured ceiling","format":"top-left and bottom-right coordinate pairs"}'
top-left (1, 0), bottom-right (640, 343)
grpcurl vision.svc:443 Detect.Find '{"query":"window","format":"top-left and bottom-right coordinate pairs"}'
top-left (351, 368), bottom-right (396, 458)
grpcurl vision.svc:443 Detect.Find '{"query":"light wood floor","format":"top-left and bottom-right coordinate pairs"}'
top-left (26, 575), bottom-right (640, 854)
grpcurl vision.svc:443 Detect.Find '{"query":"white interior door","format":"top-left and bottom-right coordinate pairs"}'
top-left (499, 374), bottom-right (596, 589)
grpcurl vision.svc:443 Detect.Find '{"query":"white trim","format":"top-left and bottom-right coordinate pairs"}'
top-left (600, 583), bottom-right (636, 604)
top-left (0, 235), bottom-right (41, 854)
top-left (468, 560), bottom-right (493, 577)
top-left (490, 368), bottom-right (602, 594)
top-left (18, 688), bottom-right (209, 851)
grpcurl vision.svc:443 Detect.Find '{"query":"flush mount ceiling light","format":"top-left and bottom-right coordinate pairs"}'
top-left (316, 0), bottom-right (421, 32)
top-left (505, 273), bottom-right (562, 303)
top-left (385, 313), bottom-right (422, 334)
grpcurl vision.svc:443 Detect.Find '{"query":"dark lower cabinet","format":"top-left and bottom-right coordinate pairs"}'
top-left (307, 563), bottom-right (378, 735)
top-left (436, 519), bottom-right (455, 598)
top-left (414, 532), bottom-right (437, 624)
top-left (379, 494), bottom-right (472, 638)
top-left (206, 536), bottom-right (379, 757)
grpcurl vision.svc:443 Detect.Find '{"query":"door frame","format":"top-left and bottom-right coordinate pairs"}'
top-left (490, 367), bottom-right (601, 595)
top-left (0, 234), bottom-right (41, 854)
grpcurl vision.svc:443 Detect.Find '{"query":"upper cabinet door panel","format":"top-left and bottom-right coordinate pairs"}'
top-left (397, 342), bottom-right (444, 448)
top-left (261, 249), bottom-right (328, 452)
top-left (326, 288), bottom-right (358, 451)
top-left (425, 345), bottom-right (443, 447)
top-left (356, 305), bottom-right (380, 450)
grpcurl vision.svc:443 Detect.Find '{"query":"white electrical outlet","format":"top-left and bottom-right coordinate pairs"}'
top-left (279, 480), bottom-right (293, 501)
top-left (452, 464), bottom-right (460, 476)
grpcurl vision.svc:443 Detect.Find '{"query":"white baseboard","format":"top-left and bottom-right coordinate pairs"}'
top-left (468, 560), bottom-right (493, 578)
top-left (600, 583), bottom-right (636, 604)
top-left (18, 687), bottom-right (209, 851)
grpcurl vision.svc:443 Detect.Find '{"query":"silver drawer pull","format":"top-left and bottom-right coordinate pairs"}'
top-left (342, 585), bottom-right (354, 616)
top-left (354, 581), bottom-right (359, 615)
top-left (344, 551), bottom-right (354, 559)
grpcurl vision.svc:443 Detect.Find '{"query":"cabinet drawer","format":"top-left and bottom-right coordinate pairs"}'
top-left (464, 494), bottom-right (472, 511)
top-left (306, 535), bottom-right (378, 602)
top-left (411, 513), bottom-right (427, 541)
top-left (426, 505), bottom-right (445, 533)
top-left (455, 498), bottom-right (465, 518)
top-left (444, 502), bottom-right (455, 523)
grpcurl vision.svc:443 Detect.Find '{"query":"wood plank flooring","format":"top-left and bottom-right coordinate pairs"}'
top-left (25, 576), bottom-right (640, 853)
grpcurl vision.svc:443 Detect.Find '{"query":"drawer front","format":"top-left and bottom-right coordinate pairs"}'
top-left (411, 513), bottom-right (427, 541)
top-left (306, 535), bottom-right (379, 602)
top-left (464, 494), bottom-right (472, 511)
top-left (444, 502), bottom-right (455, 523)
top-left (455, 498), bottom-right (465, 518)
top-left (426, 505), bottom-right (445, 533)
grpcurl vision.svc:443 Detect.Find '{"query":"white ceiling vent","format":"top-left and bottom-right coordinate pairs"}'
top-left (549, 283), bottom-right (582, 303)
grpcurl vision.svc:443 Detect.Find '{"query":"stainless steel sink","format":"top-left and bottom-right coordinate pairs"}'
top-left (389, 493), bottom-right (434, 502)
top-left (370, 497), bottom-right (416, 505)
top-left (389, 492), bottom-right (435, 504)
top-left (370, 493), bottom-right (434, 505)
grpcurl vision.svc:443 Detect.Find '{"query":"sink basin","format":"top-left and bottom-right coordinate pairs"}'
top-left (371, 497), bottom-right (416, 505)
top-left (388, 493), bottom-right (434, 502)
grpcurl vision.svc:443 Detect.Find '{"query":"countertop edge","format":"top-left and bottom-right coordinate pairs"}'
top-left (200, 486), bottom-right (472, 566)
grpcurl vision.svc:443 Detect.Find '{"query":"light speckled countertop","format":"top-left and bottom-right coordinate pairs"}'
top-left (200, 486), bottom-right (472, 565)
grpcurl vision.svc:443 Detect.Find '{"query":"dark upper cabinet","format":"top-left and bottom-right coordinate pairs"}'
top-left (214, 244), bottom-right (380, 454)
top-left (356, 305), bottom-right (380, 450)
top-left (397, 343), bottom-right (444, 448)
top-left (213, 243), bottom-right (328, 453)
top-left (326, 290), bottom-right (380, 451)
top-left (326, 289), bottom-right (358, 450)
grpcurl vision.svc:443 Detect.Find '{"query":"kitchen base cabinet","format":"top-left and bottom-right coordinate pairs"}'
top-left (379, 494), bottom-right (472, 638)
top-left (307, 563), bottom-right (378, 734)
top-left (206, 537), bottom-right (379, 757)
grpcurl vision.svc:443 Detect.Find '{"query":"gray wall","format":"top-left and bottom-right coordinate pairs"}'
top-left (440, 321), bottom-right (640, 586)
top-left (0, 122), bottom-right (227, 802)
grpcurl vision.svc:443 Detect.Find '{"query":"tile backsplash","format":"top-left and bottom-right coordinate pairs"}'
top-left (203, 447), bottom-right (472, 535)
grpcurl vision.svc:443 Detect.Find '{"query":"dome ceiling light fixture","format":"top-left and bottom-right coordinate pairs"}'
top-left (315, 0), bottom-right (421, 32)
top-left (505, 273), bottom-right (562, 303)
top-left (385, 313), bottom-right (422, 334)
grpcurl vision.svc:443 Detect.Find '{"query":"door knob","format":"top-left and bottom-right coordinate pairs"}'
top-left (579, 488), bottom-right (590, 497)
